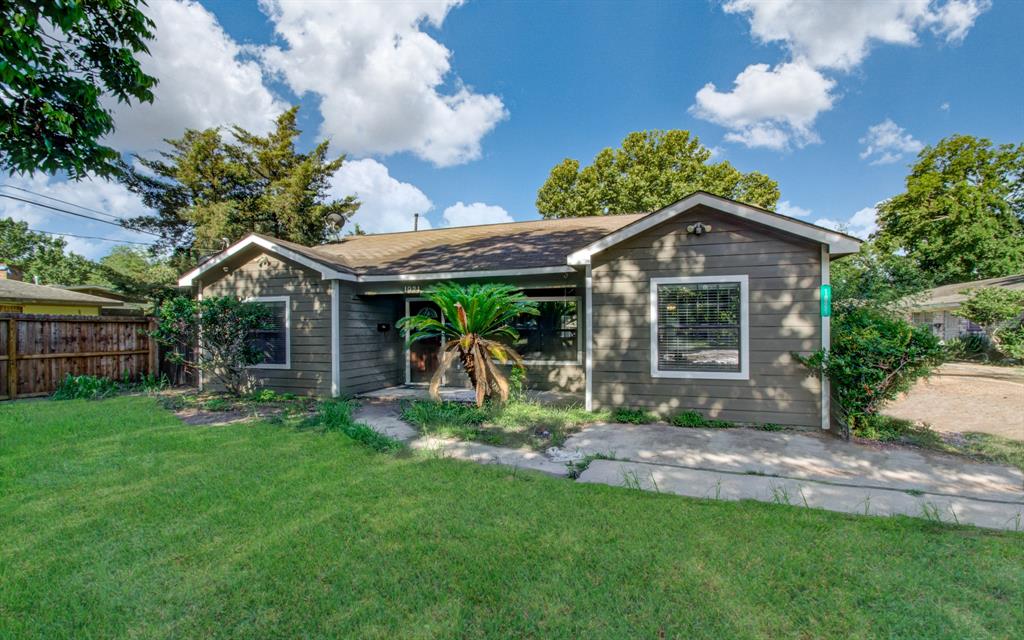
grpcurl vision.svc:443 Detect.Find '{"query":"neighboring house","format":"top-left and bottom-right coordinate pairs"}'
top-left (908, 274), bottom-right (1024, 340)
top-left (0, 265), bottom-right (122, 315)
top-left (179, 192), bottom-right (860, 429)
top-left (57, 285), bottom-right (148, 316)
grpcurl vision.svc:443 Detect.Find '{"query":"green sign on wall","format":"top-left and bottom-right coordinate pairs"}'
top-left (820, 284), bottom-right (832, 317)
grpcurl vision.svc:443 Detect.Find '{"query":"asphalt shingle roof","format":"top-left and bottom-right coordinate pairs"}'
top-left (0, 279), bottom-right (124, 306)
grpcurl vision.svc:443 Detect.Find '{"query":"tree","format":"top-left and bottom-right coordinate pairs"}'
top-left (94, 245), bottom-right (177, 302)
top-left (957, 287), bottom-right (1024, 355)
top-left (0, 0), bottom-right (157, 178)
top-left (0, 218), bottom-right (95, 284)
top-left (830, 241), bottom-right (934, 311)
top-left (151, 295), bottom-right (273, 396)
top-left (535, 130), bottom-right (779, 218)
top-left (121, 106), bottom-right (359, 262)
top-left (397, 283), bottom-right (539, 406)
top-left (875, 135), bottom-right (1024, 285)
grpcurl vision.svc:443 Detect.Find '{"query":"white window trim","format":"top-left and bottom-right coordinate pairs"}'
top-left (245, 295), bottom-right (291, 370)
top-left (518, 295), bottom-right (583, 366)
top-left (649, 275), bottom-right (749, 380)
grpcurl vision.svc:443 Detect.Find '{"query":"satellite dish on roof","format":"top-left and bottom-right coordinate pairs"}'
top-left (326, 213), bottom-right (345, 229)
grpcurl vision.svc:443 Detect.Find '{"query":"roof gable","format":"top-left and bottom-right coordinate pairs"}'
top-left (566, 192), bottom-right (861, 265)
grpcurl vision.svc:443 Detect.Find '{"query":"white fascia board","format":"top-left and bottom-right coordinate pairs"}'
top-left (357, 265), bottom-right (576, 282)
top-left (178, 234), bottom-right (356, 286)
top-left (566, 193), bottom-right (861, 265)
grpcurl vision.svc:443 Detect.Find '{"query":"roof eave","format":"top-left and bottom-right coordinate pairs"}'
top-left (177, 233), bottom-right (357, 286)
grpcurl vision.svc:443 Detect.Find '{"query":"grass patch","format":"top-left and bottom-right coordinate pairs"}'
top-left (52, 372), bottom-right (168, 400)
top-left (401, 400), bottom-right (609, 449)
top-left (1, 396), bottom-right (1021, 638)
top-left (310, 398), bottom-right (404, 453)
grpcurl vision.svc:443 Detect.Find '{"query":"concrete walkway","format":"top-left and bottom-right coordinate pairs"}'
top-left (354, 400), bottom-right (1024, 531)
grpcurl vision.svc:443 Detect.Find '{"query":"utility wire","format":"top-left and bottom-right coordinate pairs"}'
top-left (0, 183), bottom-right (127, 221)
top-left (0, 193), bottom-right (162, 237)
top-left (29, 228), bottom-right (155, 246)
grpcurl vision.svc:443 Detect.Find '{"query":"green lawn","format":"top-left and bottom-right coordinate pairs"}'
top-left (1, 397), bottom-right (1021, 639)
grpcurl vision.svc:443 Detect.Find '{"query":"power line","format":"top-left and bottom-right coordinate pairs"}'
top-left (0, 193), bottom-right (162, 237)
top-left (0, 183), bottom-right (127, 221)
top-left (29, 228), bottom-right (155, 246)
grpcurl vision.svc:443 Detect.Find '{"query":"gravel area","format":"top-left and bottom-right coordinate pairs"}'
top-left (884, 362), bottom-right (1024, 440)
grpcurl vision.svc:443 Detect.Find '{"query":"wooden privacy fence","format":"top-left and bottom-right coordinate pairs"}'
top-left (0, 314), bottom-right (158, 400)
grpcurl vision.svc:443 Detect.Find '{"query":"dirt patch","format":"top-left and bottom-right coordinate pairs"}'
top-left (174, 407), bottom-right (254, 426)
top-left (884, 362), bottom-right (1024, 441)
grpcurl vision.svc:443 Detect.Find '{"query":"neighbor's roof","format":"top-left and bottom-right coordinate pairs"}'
top-left (908, 273), bottom-right (1024, 311)
top-left (179, 191), bottom-right (862, 286)
top-left (0, 279), bottom-right (124, 307)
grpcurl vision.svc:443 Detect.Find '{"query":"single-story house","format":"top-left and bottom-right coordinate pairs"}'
top-left (909, 273), bottom-right (1024, 340)
top-left (178, 192), bottom-right (861, 429)
top-left (57, 285), bottom-right (148, 316)
top-left (0, 265), bottom-right (123, 316)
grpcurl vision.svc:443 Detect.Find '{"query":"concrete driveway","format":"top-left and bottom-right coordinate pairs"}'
top-left (562, 423), bottom-right (1024, 530)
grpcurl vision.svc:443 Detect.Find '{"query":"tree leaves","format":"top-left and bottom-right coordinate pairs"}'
top-left (535, 130), bottom-right (780, 218)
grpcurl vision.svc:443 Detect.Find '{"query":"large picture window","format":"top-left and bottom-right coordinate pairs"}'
top-left (650, 276), bottom-right (749, 380)
top-left (247, 296), bottom-right (290, 369)
top-left (511, 298), bottom-right (580, 364)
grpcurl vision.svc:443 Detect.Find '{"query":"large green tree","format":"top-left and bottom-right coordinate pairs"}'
top-left (0, 218), bottom-right (95, 284)
top-left (875, 135), bottom-right (1024, 285)
top-left (0, 0), bottom-right (157, 178)
top-left (535, 130), bottom-right (779, 218)
top-left (94, 245), bottom-right (177, 302)
top-left (121, 106), bottom-right (359, 262)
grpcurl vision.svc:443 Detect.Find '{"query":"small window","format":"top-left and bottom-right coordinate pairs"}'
top-left (511, 298), bottom-right (580, 364)
top-left (247, 296), bottom-right (290, 369)
top-left (650, 276), bottom-right (748, 380)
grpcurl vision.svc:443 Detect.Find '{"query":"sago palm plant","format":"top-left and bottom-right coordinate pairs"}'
top-left (397, 283), bottom-right (539, 406)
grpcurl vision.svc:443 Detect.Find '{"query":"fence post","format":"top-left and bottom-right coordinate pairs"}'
top-left (147, 318), bottom-right (158, 377)
top-left (7, 318), bottom-right (16, 400)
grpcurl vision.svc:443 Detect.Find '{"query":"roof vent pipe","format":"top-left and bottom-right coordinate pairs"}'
top-left (414, 212), bottom-right (420, 231)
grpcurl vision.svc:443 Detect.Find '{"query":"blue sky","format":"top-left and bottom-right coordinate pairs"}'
top-left (2, 0), bottom-right (1021, 259)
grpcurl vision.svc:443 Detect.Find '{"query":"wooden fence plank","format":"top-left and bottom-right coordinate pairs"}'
top-left (0, 313), bottom-right (156, 400)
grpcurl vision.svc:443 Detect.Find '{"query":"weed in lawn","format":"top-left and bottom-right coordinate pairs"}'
top-left (612, 407), bottom-right (658, 424)
top-left (757, 422), bottom-right (785, 432)
top-left (905, 489), bottom-right (925, 497)
top-left (203, 397), bottom-right (233, 412)
top-left (313, 399), bottom-right (404, 454)
top-left (52, 372), bottom-right (169, 400)
top-left (566, 452), bottom-right (617, 479)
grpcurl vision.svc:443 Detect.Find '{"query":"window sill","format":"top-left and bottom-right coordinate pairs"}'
top-left (248, 363), bottom-right (291, 370)
top-left (651, 369), bottom-right (749, 380)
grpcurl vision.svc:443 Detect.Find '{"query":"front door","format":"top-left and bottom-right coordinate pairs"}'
top-left (406, 300), bottom-right (444, 384)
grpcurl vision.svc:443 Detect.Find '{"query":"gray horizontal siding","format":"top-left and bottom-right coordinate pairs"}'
top-left (338, 288), bottom-right (404, 395)
top-left (591, 206), bottom-right (824, 427)
top-left (203, 249), bottom-right (332, 396)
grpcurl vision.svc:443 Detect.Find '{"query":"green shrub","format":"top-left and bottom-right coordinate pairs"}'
top-left (995, 322), bottom-right (1024, 360)
top-left (508, 365), bottom-right (527, 402)
top-left (669, 410), bottom-right (707, 428)
top-left (52, 374), bottom-right (120, 400)
top-left (851, 414), bottom-right (915, 443)
top-left (669, 410), bottom-right (733, 429)
top-left (757, 423), bottom-right (785, 432)
top-left (611, 407), bottom-right (657, 424)
top-left (202, 397), bottom-right (233, 412)
top-left (797, 307), bottom-right (944, 428)
top-left (316, 399), bottom-right (403, 453)
top-left (944, 334), bottom-right (993, 361)
top-left (248, 389), bottom-right (297, 403)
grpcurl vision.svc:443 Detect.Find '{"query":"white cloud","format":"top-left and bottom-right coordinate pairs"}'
top-left (441, 202), bottom-right (514, 227)
top-left (0, 175), bottom-right (155, 259)
top-left (691, 62), bottom-right (835, 150)
top-left (723, 0), bottom-right (990, 71)
top-left (104, 0), bottom-right (286, 153)
top-left (777, 200), bottom-right (811, 218)
top-left (260, 0), bottom-right (507, 167)
top-left (329, 159), bottom-right (433, 234)
top-left (698, 1), bottom-right (988, 150)
top-left (815, 206), bottom-right (878, 240)
top-left (859, 119), bottom-right (924, 165)
top-left (940, 101), bottom-right (951, 111)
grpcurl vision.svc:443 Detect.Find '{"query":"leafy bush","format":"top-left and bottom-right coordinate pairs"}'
top-left (508, 365), bottom-right (527, 402)
top-left (202, 398), bottom-right (233, 412)
top-left (611, 407), bottom-right (657, 424)
top-left (798, 307), bottom-right (944, 428)
top-left (958, 288), bottom-right (1024, 359)
top-left (315, 399), bottom-right (403, 453)
top-left (669, 410), bottom-right (732, 429)
top-left (151, 295), bottom-right (274, 396)
top-left (52, 374), bottom-right (120, 400)
top-left (248, 389), bottom-right (297, 403)
top-left (52, 372), bottom-right (169, 400)
top-left (995, 322), bottom-right (1024, 360)
top-left (944, 334), bottom-right (993, 361)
